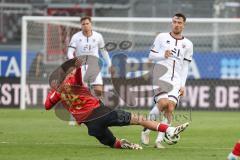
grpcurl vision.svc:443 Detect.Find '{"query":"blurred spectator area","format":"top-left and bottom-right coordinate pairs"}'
top-left (0, 0), bottom-right (240, 46)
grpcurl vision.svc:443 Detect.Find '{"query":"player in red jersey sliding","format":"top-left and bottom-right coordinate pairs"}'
top-left (45, 66), bottom-right (189, 150)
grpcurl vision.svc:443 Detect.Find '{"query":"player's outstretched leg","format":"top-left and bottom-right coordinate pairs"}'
top-left (85, 112), bottom-right (143, 150)
top-left (131, 113), bottom-right (189, 138)
top-left (227, 140), bottom-right (240, 160)
top-left (88, 128), bottom-right (142, 150)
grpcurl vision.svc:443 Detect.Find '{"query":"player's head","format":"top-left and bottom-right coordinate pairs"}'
top-left (80, 16), bottom-right (92, 33)
top-left (171, 13), bottom-right (186, 35)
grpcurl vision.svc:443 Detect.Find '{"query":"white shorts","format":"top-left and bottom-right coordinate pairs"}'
top-left (152, 63), bottom-right (181, 104)
top-left (81, 64), bottom-right (103, 86)
top-left (154, 80), bottom-right (181, 105)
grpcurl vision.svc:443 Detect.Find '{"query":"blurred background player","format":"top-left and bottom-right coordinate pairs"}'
top-left (67, 16), bottom-right (111, 97)
top-left (67, 16), bottom-right (112, 125)
top-left (227, 140), bottom-right (240, 160)
top-left (141, 13), bottom-right (193, 148)
top-left (45, 65), bottom-right (189, 150)
top-left (28, 51), bottom-right (46, 79)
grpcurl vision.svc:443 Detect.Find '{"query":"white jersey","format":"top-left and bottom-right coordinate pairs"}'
top-left (68, 31), bottom-right (105, 58)
top-left (67, 31), bottom-right (110, 86)
top-left (150, 32), bottom-right (193, 86)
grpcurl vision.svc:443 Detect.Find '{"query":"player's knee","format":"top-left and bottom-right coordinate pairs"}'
top-left (87, 130), bottom-right (114, 147)
top-left (237, 140), bottom-right (240, 143)
top-left (157, 99), bottom-right (169, 111)
top-left (87, 129), bottom-right (99, 137)
top-left (167, 105), bottom-right (175, 112)
top-left (167, 102), bottom-right (176, 112)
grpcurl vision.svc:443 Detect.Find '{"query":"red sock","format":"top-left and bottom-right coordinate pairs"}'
top-left (232, 142), bottom-right (240, 156)
top-left (157, 123), bottom-right (169, 132)
top-left (114, 139), bottom-right (122, 149)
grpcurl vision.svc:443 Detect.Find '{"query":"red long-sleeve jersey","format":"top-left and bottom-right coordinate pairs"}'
top-left (44, 67), bottom-right (100, 123)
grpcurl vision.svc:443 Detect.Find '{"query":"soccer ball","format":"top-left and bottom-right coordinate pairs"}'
top-left (163, 132), bottom-right (180, 145)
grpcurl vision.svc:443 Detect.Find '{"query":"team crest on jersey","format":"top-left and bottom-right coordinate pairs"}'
top-left (166, 40), bottom-right (170, 44)
top-left (182, 44), bottom-right (186, 48)
top-left (93, 39), bottom-right (96, 42)
top-left (79, 39), bottom-right (82, 42)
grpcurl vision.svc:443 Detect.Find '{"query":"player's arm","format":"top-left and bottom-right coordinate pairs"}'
top-left (99, 34), bottom-right (112, 66)
top-left (67, 35), bottom-right (77, 59)
top-left (180, 41), bottom-right (193, 96)
top-left (99, 47), bottom-right (111, 66)
top-left (44, 89), bottom-right (61, 110)
top-left (148, 34), bottom-right (166, 61)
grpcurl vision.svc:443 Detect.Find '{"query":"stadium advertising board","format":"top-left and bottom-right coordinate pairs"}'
top-left (0, 50), bottom-right (239, 109)
top-left (0, 77), bottom-right (49, 108)
top-left (0, 78), bottom-right (239, 110)
top-left (0, 50), bottom-right (21, 77)
top-left (180, 80), bottom-right (240, 110)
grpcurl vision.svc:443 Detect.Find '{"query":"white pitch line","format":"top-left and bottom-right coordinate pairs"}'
top-left (0, 141), bottom-right (9, 144)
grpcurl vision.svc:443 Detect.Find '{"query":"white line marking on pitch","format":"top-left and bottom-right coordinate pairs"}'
top-left (0, 141), bottom-right (10, 144)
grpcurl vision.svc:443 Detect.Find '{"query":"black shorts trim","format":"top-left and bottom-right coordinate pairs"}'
top-left (183, 58), bottom-right (191, 62)
top-left (150, 49), bottom-right (158, 53)
top-left (154, 91), bottom-right (167, 103)
top-left (168, 95), bottom-right (178, 102)
top-left (68, 46), bottom-right (76, 49)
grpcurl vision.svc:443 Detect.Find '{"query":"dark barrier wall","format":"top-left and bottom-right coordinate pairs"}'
top-left (180, 80), bottom-right (240, 110)
top-left (0, 78), bottom-right (239, 110)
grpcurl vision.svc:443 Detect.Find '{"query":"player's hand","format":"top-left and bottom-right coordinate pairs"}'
top-left (164, 50), bottom-right (172, 58)
top-left (179, 87), bottom-right (185, 97)
top-left (50, 80), bottom-right (59, 90)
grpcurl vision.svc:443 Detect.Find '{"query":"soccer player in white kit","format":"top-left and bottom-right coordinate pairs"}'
top-left (141, 13), bottom-right (193, 148)
top-left (67, 16), bottom-right (112, 125)
top-left (67, 16), bottom-right (112, 96)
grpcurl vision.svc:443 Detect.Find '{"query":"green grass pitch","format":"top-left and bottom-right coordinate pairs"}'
top-left (0, 109), bottom-right (239, 160)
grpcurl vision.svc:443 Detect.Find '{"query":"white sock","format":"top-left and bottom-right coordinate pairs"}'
top-left (228, 152), bottom-right (239, 160)
top-left (148, 104), bottom-right (159, 121)
top-left (143, 105), bottom-right (160, 133)
top-left (156, 132), bottom-right (165, 142)
top-left (69, 115), bottom-right (75, 121)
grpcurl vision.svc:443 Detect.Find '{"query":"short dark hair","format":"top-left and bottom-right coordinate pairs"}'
top-left (80, 16), bottom-right (92, 23)
top-left (173, 13), bottom-right (186, 22)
